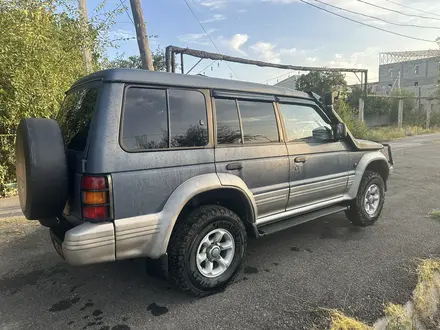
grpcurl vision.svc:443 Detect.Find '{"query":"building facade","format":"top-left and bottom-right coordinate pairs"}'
top-left (378, 53), bottom-right (440, 98)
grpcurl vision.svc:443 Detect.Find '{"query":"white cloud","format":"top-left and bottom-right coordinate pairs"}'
top-left (110, 29), bottom-right (136, 41)
top-left (201, 14), bottom-right (227, 23)
top-left (279, 47), bottom-right (297, 55)
top-left (250, 42), bottom-right (281, 63)
top-left (228, 33), bottom-right (249, 54)
top-left (195, 0), bottom-right (228, 10)
top-left (238, 8), bottom-right (248, 13)
top-left (177, 28), bottom-right (217, 45)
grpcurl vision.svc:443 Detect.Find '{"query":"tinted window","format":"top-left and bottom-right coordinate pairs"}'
top-left (215, 98), bottom-right (242, 144)
top-left (169, 89), bottom-right (208, 148)
top-left (58, 88), bottom-right (99, 152)
top-left (122, 87), bottom-right (208, 151)
top-left (279, 103), bottom-right (331, 142)
top-left (238, 100), bottom-right (279, 143)
top-left (122, 88), bottom-right (168, 150)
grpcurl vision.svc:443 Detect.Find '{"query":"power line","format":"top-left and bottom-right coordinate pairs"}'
top-left (357, 0), bottom-right (440, 22)
top-left (119, 0), bottom-right (134, 25)
top-left (262, 70), bottom-right (295, 84)
top-left (311, 0), bottom-right (440, 30)
top-left (182, 0), bottom-right (240, 80)
top-left (298, 0), bottom-right (437, 43)
top-left (383, 0), bottom-right (440, 18)
top-left (197, 60), bottom-right (217, 75)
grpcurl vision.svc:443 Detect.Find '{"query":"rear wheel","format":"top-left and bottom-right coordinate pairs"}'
top-left (345, 170), bottom-right (385, 227)
top-left (168, 205), bottom-right (247, 297)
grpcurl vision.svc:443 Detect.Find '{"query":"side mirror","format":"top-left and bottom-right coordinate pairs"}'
top-left (312, 126), bottom-right (333, 141)
top-left (334, 122), bottom-right (347, 141)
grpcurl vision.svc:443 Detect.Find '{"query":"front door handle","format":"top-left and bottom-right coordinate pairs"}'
top-left (294, 156), bottom-right (307, 163)
top-left (226, 162), bottom-right (243, 170)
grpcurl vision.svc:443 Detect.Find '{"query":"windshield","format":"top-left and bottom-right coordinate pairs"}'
top-left (57, 88), bottom-right (99, 152)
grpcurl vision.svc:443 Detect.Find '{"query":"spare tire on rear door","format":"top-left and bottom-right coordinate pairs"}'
top-left (16, 118), bottom-right (68, 220)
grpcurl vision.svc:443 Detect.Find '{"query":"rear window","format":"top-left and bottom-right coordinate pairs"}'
top-left (57, 88), bottom-right (99, 152)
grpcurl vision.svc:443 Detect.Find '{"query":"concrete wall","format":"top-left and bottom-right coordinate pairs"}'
top-left (364, 114), bottom-right (392, 127)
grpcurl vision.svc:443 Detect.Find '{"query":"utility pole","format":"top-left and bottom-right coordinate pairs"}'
top-left (397, 71), bottom-right (403, 129)
top-left (129, 0), bottom-right (154, 70)
top-left (78, 0), bottom-right (93, 74)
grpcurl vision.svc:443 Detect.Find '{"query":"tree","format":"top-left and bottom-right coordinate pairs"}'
top-left (0, 0), bottom-right (113, 194)
top-left (103, 47), bottom-right (166, 71)
top-left (295, 71), bottom-right (347, 98)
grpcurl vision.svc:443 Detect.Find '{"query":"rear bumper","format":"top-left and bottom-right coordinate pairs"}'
top-left (50, 221), bottom-right (115, 266)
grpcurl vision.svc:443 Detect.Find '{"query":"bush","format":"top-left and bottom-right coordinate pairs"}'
top-left (335, 100), bottom-right (440, 142)
top-left (0, 0), bottom-right (115, 196)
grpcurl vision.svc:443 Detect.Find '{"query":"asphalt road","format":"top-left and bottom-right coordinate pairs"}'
top-left (1, 133), bottom-right (440, 330)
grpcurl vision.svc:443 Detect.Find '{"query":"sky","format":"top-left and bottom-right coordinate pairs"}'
top-left (87, 0), bottom-right (440, 85)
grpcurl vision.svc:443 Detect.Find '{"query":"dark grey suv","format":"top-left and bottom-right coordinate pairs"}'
top-left (15, 69), bottom-right (393, 296)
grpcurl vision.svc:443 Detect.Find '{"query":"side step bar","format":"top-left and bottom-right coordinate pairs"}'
top-left (257, 205), bottom-right (348, 237)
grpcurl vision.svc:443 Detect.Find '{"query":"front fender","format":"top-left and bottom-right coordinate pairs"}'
top-left (345, 151), bottom-right (389, 199)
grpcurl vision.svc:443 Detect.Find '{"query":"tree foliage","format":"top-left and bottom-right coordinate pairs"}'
top-left (102, 48), bottom-right (166, 71)
top-left (295, 71), bottom-right (347, 98)
top-left (0, 0), bottom-right (113, 194)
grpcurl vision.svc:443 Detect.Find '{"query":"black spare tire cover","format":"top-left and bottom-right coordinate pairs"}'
top-left (16, 118), bottom-right (68, 220)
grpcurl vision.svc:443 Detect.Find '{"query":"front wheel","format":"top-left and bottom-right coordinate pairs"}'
top-left (345, 170), bottom-right (385, 227)
top-left (168, 205), bottom-right (247, 297)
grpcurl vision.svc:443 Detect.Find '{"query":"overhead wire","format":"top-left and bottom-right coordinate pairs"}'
top-left (197, 60), bottom-right (217, 75)
top-left (357, 0), bottom-right (440, 22)
top-left (119, 0), bottom-right (134, 25)
top-left (310, 0), bottom-right (440, 30)
top-left (383, 0), bottom-right (440, 18)
top-left (261, 71), bottom-right (295, 84)
top-left (298, 0), bottom-right (437, 43)
top-left (182, 0), bottom-right (240, 79)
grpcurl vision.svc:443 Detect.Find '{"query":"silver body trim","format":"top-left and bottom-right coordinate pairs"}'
top-left (57, 152), bottom-right (390, 266)
top-left (62, 222), bottom-right (115, 266)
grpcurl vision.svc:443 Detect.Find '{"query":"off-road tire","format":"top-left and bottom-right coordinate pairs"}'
top-left (168, 205), bottom-right (247, 297)
top-left (16, 118), bottom-right (68, 220)
top-left (345, 170), bottom-right (385, 227)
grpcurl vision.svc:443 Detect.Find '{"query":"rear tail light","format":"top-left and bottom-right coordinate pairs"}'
top-left (81, 175), bottom-right (112, 222)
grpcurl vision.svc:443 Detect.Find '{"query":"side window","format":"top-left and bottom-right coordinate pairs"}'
top-left (169, 89), bottom-right (208, 148)
top-left (122, 88), bottom-right (168, 150)
top-left (215, 98), bottom-right (242, 144)
top-left (238, 100), bottom-right (279, 143)
top-left (121, 87), bottom-right (208, 151)
top-left (279, 103), bottom-right (331, 142)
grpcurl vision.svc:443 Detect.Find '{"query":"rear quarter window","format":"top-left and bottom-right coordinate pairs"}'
top-left (57, 88), bottom-right (99, 152)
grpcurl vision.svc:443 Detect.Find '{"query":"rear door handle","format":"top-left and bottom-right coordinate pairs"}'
top-left (294, 156), bottom-right (307, 163)
top-left (226, 162), bottom-right (243, 170)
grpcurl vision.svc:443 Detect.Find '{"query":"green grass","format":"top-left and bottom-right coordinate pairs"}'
top-left (384, 303), bottom-right (414, 330)
top-left (429, 210), bottom-right (440, 221)
top-left (329, 311), bottom-right (372, 330)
